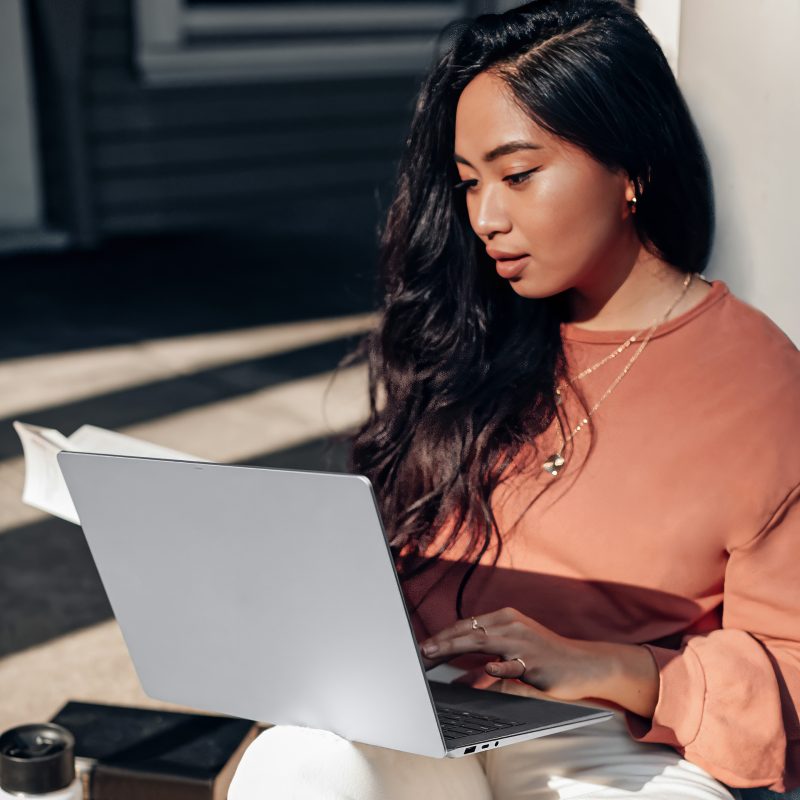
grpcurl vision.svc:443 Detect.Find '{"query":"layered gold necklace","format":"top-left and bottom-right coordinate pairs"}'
top-left (542, 272), bottom-right (694, 477)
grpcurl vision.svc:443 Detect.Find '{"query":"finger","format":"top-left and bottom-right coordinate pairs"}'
top-left (419, 625), bottom-right (534, 661)
top-left (421, 632), bottom-right (513, 660)
top-left (422, 616), bottom-right (523, 653)
top-left (422, 618), bottom-right (483, 647)
top-left (418, 649), bottom-right (454, 670)
top-left (420, 631), bottom-right (484, 658)
top-left (421, 611), bottom-right (508, 647)
top-left (452, 609), bottom-right (519, 638)
top-left (417, 641), bottom-right (451, 669)
top-left (485, 658), bottom-right (527, 680)
top-left (421, 624), bottom-right (524, 659)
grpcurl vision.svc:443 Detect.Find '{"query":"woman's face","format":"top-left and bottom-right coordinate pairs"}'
top-left (453, 70), bottom-right (636, 299)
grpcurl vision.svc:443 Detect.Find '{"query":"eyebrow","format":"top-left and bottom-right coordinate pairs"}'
top-left (453, 140), bottom-right (544, 167)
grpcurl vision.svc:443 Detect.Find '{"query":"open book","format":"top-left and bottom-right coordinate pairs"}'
top-left (12, 421), bottom-right (208, 525)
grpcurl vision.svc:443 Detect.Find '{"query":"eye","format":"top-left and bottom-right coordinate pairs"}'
top-left (505, 167), bottom-right (540, 186)
top-left (452, 178), bottom-right (478, 192)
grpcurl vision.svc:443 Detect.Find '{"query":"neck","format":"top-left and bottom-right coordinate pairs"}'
top-left (565, 243), bottom-right (690, 332)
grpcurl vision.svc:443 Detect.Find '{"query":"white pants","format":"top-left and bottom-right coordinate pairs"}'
top-left (228, 709), bottom-right (739, 799)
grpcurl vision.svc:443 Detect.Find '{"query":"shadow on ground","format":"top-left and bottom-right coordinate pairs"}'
top-left (2, 229), bottom-right (377, 360)
top-left (2, 228), bottom-right (374, 657)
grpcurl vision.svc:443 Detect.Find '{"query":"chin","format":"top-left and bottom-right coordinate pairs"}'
top-left (507, 277), bottom-right (565, 301)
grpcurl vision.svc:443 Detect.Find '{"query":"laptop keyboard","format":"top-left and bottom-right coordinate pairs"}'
top-left (435, 704), bottom-right (524, 741)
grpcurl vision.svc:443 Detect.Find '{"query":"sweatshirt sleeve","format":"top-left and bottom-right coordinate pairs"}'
top-left (623, 482), bottom-right (800, 792)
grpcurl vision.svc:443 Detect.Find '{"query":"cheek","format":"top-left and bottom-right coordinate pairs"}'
top-left (518, 169), bottom-right (622, 262)
top-left (465, 197), bottom-right (487, 234)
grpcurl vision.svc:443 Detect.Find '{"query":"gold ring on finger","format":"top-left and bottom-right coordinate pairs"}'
top-left (471, 617), bottom-right (488, 636)
top-left (508, 656), bottom-right (527, 672)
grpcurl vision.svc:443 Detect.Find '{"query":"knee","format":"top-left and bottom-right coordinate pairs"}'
top-left (228, 724), bottom-right (381, 800)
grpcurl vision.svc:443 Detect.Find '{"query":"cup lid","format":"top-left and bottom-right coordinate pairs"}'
top-left (0, 723), bottom-right (75, 795)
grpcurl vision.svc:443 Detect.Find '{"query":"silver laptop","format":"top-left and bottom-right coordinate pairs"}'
top-left (57, 452), bottom-right (613, 758)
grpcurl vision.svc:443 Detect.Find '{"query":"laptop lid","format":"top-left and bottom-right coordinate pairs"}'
top-left (57, 452), bottom-right (447, 758)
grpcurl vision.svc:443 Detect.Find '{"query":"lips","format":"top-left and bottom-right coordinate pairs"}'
top-left (487, 248), bottom-right (530, 279)
top-left (487, 248), bottom-right (528, 261)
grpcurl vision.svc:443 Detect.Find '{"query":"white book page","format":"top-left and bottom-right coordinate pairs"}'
top-left (13, 421), bottom-right (210, 525)
top-left (13, 421), bottom-right (81, 524)
top-left (67, 425), bottom-right (205, 463)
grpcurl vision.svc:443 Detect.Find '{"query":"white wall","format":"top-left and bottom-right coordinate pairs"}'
top-left (640, 0), bottom-right (800, 345)
top-left (635, 0), bottom-right (681, 74)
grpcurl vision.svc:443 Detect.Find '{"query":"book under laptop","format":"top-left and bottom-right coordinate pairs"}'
top-left (57, 452), bottom-right (613, 758)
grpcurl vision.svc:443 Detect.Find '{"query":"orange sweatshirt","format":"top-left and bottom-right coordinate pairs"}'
top-left (403, 279), bottom-right (800, 792)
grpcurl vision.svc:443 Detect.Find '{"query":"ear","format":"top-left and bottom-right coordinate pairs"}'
top-left (626, 173), bottom-right (647, 198)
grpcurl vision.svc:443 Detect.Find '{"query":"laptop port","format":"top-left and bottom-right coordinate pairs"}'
top-left (481, 744), bottom-right (489, 749)
top-left (464, 746), bottom-right (476, 754)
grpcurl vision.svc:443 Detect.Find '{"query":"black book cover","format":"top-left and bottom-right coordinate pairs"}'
top-left (50, 701), bottom-right (259, 800)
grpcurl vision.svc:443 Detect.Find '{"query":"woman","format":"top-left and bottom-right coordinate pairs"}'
top-left (229, 1), bottom-right (800, 796)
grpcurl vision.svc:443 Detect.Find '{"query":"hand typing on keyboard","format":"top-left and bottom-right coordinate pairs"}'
top-left (418, 606), bottom-right (660, 720)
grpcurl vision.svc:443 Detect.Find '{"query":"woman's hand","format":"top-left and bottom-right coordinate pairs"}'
top-left (419, 607), bottom-right (659, 718)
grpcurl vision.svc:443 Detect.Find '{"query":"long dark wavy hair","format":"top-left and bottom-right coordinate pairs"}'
top-left (348, 0), bottom-right (714, 618)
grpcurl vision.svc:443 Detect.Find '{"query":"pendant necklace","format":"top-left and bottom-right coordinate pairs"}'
top-left (542, 272), bottom-right (694, 477)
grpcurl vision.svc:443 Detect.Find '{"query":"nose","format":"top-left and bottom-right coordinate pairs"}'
top-left (471, 183), bottom-right (512, 240)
